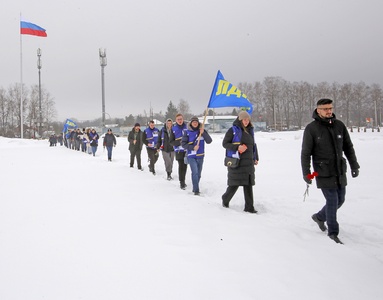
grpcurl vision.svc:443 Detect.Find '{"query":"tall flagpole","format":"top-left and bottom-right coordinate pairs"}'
top-left (20, 13), bottom-right (24, 139)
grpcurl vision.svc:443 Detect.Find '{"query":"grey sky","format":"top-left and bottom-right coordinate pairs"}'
top-left (2, 0), bottom-right (383, 121)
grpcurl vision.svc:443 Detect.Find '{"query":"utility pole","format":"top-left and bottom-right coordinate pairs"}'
top-left (37, 48), bottom-right (42, 138)
top-left (99, 48), bottom-right (107, 129)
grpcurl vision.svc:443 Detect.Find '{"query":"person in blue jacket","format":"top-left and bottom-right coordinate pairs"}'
top-left (169, 113), bottom-right (188, 190)
top-left (88, 128), bottom-right (99, 156)
top-left (181, 116), bottom-right (212, 195)
top-left (143, 120), bottom-right (160, 175)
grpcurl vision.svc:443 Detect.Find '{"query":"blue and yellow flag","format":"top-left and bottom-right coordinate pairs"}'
top-left (62, 119), bottom-right (77, 137)
top-left (207, 70), bottom-right (253, 114)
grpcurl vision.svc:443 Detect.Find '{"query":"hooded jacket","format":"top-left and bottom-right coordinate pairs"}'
top-left (181, 120), bottom-right (212, 158)
top-left (157, 126), bottom-right (174, 153)
top-left (301, 109), bottom-right (360, 189)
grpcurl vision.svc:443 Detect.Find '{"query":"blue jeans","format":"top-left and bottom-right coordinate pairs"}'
top-left (317, 187), bottom-right (346, 236)
top-left (91, 146), bottom-right (97, 156)
top-left (106, 146), bottom-right (113, 160)
top-left (188, 157), bottom-right (204, 193)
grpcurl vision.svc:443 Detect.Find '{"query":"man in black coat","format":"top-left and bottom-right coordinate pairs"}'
top-left (301, 98), bottom-right (360, 244)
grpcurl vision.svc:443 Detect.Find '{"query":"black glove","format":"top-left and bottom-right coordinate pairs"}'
top-left (351, 169), bottom-right (359, 178)
top-left (303, 175), bottom-right (312, 184)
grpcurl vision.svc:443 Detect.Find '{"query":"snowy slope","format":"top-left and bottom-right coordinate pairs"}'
top-left (0, 130), bottom-right (382, 300)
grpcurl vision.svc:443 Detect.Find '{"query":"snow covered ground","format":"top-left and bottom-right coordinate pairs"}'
top-left (0, 129), bottom-right (382, 300)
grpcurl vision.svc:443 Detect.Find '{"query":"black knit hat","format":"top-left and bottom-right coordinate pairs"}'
top-left (190, 116), bottom-right (199, 122)
top-left (134, 123), bottom-right (140, 127)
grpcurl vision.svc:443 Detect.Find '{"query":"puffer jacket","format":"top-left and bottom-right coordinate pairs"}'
top-left (222, 118), bottom-right (259, 186)
top-left (103, 133), bottom-right (117, 147)
top-left (301, 110), bottom-right (360, 188)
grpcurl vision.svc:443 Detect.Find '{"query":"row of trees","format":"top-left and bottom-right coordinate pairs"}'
top-left (2, 77), bottom-right (382, 138)
top-left (238, 78), bottom-right (383, 129)
top-left (74, 99), bottom-right (195, 129)
top-left (0, 83), bottom-right (56, 138)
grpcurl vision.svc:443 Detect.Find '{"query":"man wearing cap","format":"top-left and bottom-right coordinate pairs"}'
top-left (181, 116), bottom-right (212, 195)
top-left (103, 128), bottom-right (117, 161)
top-left (301, 98), bottom-right (360, 244)
top-left (128, 123), bottom-right (144, 170)
top-left (157, 118), bottom-right (175, 180)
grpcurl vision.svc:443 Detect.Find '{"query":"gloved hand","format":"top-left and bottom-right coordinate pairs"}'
top-left (351, 169), bottom-right (359, 178)
top-left (303, 175), bottom-right (312, 184)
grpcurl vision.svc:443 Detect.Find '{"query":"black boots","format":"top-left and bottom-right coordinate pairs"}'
top-left (312, 214), bottom-right (327, 232)
top-left (180, 181), bottom-right (186, 190)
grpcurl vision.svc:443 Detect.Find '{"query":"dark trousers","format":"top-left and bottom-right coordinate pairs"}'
top-left (146, 148), bottom-right (159, 172)
top-left (317, 187), bottom-right (346, 236)
top-left (222, 183), bottom-right (254, 211)
top-left (130, 148), bottom-right (142, 168)
top-left (176, 152), bottom-right (187, 183)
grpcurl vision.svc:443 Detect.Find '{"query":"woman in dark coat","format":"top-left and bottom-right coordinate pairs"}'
top-left (222, 111), bottom-right (259, 213)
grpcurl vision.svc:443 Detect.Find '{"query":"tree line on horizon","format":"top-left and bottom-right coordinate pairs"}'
top-left (1, 77), bottom-right (382, 138)
top-left (237, 77), bottom-right (383, 130)
top-left (0, 83), bottom-right (56, 138)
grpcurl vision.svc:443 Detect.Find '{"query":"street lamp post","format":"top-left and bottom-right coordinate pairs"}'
top-left (99, 48), bottom-right (107, 129)
top-left (37, 48), bottom-right (42, 138)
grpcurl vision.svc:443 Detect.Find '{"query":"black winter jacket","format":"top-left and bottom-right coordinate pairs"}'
top-left (103, 133), bottom-right (117, 147)
top-left (301, 110), bottom-right (360, 189)
top-left (222, 118), bottom-right (259, 186)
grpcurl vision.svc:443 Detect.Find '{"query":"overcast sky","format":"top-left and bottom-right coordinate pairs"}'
top-left (2, 0), bottom-right (383, 121)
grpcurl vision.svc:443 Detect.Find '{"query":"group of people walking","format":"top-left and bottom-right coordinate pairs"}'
top-left (58, 98), bottom-right (360, 245)
top-left (64, 127), bottom-right (117, 160)
top-left (128, 114), bottom-right (214, 196)
top-left (128, 112), bottom-right (259, 213)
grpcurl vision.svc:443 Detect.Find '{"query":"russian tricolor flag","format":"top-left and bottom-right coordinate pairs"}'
top-left (20, 20), bottom-right (47, 37)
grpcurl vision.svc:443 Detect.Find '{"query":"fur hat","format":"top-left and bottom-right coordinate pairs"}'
top-left (238, 111), bottom-right (251, 121)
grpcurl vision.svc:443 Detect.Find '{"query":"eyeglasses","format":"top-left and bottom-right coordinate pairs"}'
top-left (318, 107), bottom-right (333, 111)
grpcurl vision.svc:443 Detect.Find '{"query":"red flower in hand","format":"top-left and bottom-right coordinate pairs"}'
top-left (306, 172), bottom-right (318, 180)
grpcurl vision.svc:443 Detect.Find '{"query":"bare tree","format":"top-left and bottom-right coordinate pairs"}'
top-left (42, 90), bottom-right (57, 133)
top-left (0, 88), bottom-right (9, 135)
top-left (370, 83), bottom-right (383, 127)
top-left (263, 77), bottom-right (284, 129)
top-left (177, 99), bottom-right (192, 120)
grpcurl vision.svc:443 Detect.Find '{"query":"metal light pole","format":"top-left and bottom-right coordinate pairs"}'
top-left (99, 48), bottom-right (107, 129)
top-left (37, 48), bottom-right (42, 138)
